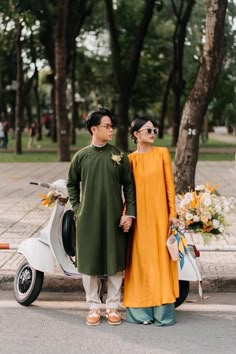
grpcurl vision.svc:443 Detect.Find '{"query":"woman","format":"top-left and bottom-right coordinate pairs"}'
top-left (123, 117), bottom-right (179, 326)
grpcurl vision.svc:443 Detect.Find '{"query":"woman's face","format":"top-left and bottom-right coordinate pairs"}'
top-left (135, 121), bottom-right (158, 145)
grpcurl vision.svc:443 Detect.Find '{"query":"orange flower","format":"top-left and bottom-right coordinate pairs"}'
top-left (39, 192), bottom-right (56, 207)
top-left (205, 181), bottom-right (218, 193)
top-left (190, 191), bottom-right (198, 209)
top-left (40, 194), bottom-right (50, 206)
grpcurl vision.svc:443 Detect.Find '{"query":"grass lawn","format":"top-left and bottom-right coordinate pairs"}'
top-left (0, 129), bottom-right (235, 162)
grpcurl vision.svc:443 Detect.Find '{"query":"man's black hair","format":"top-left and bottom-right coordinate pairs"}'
top-left (86, 107), bottom-right (115, 135)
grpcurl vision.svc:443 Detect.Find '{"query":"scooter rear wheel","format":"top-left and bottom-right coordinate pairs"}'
top-left (14, 260), bottom-right (44, 306)
top-left (175, 280), bottom-right (189, 308)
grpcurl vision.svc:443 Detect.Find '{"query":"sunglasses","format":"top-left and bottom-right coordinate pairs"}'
top-left (138, 128), bottom-right (159, 135)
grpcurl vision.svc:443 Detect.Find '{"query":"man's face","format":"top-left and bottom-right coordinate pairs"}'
top-left (92, 116), bottom-right (114, 143)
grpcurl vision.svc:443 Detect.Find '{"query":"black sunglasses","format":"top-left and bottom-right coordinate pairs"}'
top-left (138, 128), bottom-right (159, 135)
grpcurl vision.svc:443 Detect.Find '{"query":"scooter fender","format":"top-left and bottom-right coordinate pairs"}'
top-left (17, 238), bottom-right (55, 273)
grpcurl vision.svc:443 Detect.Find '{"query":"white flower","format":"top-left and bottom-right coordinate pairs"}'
top-left (212, 219), bottom-right (220, 229)
top-left (215, 203), bottom-right (222, 213)
top-left (185, 213), bottom-right (194, 221)
top-left (219, 224), bottom-right (224, 232)
top-left (229, 197), bottom-right (235, 204)
top-left (111, 153), bottom-right (123, 165)
top-left (193, 215), bottom-right (200, 222)
top-left (195, 184), bottom-right (205, 191)
top-left (182, 192), bottom-right (193, 205)
top-left (203, 196), bottom-right (211, 207)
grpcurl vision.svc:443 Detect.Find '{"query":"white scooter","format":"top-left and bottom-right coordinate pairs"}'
top-left (13, 179), bottom-right (202, 307)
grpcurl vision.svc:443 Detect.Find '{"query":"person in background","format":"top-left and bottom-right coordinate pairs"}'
top-left (2, 120), bottom-right (9, 149)
top-left (27, 122), bottom-right (37, 149)
top-left (0, 121), bottom-right (5, 148)
top-left (123, 117), bottom-right (179, 326)
top-left (67, 107), bottom-right (136, 326)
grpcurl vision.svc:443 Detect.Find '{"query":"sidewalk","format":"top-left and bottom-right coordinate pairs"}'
top-left (209, 131), bottom-right (236, 145)
top-left (0, 161), bottom-right (236, 293)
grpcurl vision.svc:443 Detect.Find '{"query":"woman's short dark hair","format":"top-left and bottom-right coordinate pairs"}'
top-left (86, 107), bottom-right (115, 135)
top-left (129, 117), bottom-right (155, 144)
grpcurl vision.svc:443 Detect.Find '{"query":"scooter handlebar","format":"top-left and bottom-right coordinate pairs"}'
top-left (30, 182), bottom-right (50, 188)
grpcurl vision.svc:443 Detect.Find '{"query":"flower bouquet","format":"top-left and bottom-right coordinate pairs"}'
top-left (177, 182), bottom-right (235, 241)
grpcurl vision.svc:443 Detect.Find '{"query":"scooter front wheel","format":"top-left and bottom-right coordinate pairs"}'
top-left (14, 260), bottom-right (44, 306)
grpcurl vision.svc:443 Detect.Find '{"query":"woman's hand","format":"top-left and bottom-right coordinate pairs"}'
top-left (169, 217), bottom-right (179, 228)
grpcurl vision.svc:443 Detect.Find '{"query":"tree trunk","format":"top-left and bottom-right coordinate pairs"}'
top-left (29, 31), bottom-right (42, 141)
top-left (50, 85), bottom-right (57, 142)
top-left (34, 69), bottom-right (42, 141)
top-left (25, 101), bottom-right (32, 127)
top-left (116, 90), bottom-right (130, 151)
top-left (159, 70), bottom-right (173, 138)
top-left (171, 0), bottom-right (195, 146)
top-left (171, 88), bottom-right (182, 146)
top-left (70, 43), bottom-right (77, 145)
top-left (104, 0), bottom-right (156, 151)
top-left (15, 22), bottom-right (23, 155)
top-left (54, 0), bottom-right (70, 161)
top-left (174, 0), bottom-right (227, 193)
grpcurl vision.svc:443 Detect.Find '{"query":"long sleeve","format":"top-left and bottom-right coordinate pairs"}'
top-left (163, 148), bottom-right (177, 218)
top-left (67, 154), bottom-right (81, 213)
top-left (121, 154), bottom-right (136, 217)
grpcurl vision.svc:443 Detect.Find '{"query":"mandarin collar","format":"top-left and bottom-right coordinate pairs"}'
top-left (91, 143), bottom-right (109, 151)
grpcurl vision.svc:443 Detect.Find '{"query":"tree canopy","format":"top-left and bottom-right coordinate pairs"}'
top-left (0, 0), bottom-right (235, 179)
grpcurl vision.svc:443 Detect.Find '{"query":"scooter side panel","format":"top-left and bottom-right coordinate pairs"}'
top-left (17, 239), bottom-right (55, 273)
top-left (178, 253), bottom-right (202, 281)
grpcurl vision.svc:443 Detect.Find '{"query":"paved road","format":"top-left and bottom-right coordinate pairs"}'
top-left (0, 291), bottom-right (235, 354)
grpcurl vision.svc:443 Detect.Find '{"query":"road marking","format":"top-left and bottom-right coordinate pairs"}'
top-left (0, 300), bottom-right (236, 312)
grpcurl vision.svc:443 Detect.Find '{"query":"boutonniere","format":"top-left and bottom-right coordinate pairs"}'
top-left (111, 153), bottom-right (123, 165)
top-left (39, 191), bottom-right (57, 208)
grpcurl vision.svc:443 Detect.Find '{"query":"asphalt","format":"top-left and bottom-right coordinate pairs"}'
top-left (0, 157), bottom-right (236, 295)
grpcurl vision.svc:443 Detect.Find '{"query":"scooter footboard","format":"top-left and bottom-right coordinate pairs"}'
top-left (17, 238), bottom-right (55, 273)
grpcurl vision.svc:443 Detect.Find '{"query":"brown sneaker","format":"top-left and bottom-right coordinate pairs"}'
top-left (106, 309), bottom-right (121, 325)
top-left (86, 309), bottom-right (101, 326)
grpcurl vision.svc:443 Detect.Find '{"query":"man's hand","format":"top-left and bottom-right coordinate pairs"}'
top-left (119, 215), bottom-right (133, 233)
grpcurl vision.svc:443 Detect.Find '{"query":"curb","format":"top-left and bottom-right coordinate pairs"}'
top-left (1, 272), bottom-right (236, 293)
top-left (190, 277), bottom-right (236, 293)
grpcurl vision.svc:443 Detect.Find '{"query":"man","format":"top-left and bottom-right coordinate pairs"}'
top-left (67, 107), bottom-right (136, 326)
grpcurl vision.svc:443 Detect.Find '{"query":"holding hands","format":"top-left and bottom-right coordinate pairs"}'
top-left (119, 215), bottom-right (133, 233)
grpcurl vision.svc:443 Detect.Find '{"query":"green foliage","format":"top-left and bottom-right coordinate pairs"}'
top-left (0, 0), bottom-right (235, 136)
top-left (208, 0), bottom-right (236, 127)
